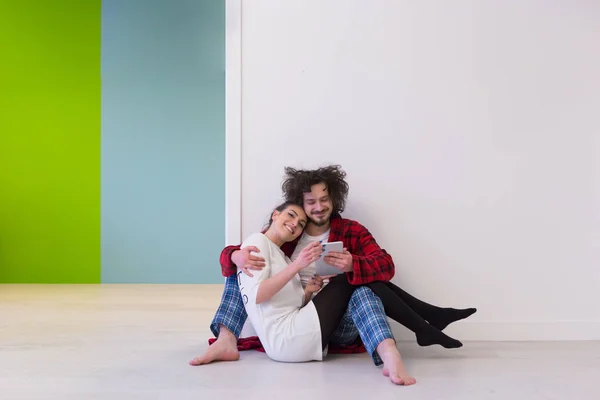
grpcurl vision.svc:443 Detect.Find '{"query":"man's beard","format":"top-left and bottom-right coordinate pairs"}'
top-left (311, 218), bottom-right (329, 227)
top-left (309, 212), bottom-right (330, 227)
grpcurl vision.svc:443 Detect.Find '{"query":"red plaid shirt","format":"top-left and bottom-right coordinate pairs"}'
top-left (219, 213), bottom-right (395, 285)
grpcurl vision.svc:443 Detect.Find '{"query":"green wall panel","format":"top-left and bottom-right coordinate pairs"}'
top-left (0, 1), bottom-right (101, 283)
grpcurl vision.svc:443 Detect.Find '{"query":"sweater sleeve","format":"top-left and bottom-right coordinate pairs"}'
top-left (219, 244), bottom-right (241, 277)
top-left (345, 223), bottom-right (395, 285)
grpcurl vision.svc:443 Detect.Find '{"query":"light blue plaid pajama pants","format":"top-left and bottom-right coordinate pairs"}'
top-left (210, 274), bottom-right (393, 366)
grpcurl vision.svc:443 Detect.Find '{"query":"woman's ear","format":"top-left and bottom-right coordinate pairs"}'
top-left (271, 210), bottom-right (280, 221)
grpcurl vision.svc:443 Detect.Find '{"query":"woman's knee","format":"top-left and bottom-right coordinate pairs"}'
top-left (365, 281), bottom-right (387, 290)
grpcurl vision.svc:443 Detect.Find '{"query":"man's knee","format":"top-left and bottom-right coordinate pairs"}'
top-left (349, 286), bottom-right (384, 309)
top-left (350, 286), bottom-right (375, 303)
top-left (352, 285), bottom-right (377, 298)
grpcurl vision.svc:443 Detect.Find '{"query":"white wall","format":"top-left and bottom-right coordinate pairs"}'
top-left (237, 0), bottom-right (600, 340)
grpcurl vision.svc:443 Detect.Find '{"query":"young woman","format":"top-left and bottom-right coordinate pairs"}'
top-left (237, 201), bottom-right (357, 362)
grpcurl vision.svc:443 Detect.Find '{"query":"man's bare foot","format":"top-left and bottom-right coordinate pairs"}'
top-left (377, 339), bottom-right (416, 386)
top-left (189, 328), bottom-right (240, 366)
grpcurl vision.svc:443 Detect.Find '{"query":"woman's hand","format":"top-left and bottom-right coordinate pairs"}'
top-left (304, 275), bottom-right (324, 295)
top-left (293, 242), bottom-right (322, 271)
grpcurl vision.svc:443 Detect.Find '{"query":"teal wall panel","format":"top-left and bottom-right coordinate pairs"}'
top-left (101, 0), bottom-right (225, 283)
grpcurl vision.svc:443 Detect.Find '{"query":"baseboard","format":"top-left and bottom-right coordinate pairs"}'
top-left (390, 320), bottom-right (600, 341)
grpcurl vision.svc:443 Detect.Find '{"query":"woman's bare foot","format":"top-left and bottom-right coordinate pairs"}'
top-left (189, 327), bottom-right (240, 366)
top-left (377, 339), bottom-right (416, 386)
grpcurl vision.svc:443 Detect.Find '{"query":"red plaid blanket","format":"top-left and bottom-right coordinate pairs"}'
top-left (208, 336), bottom-right (367, 354)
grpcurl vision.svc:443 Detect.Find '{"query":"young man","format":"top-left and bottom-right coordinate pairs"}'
top-left (191, 165), bottom-right (474, 385)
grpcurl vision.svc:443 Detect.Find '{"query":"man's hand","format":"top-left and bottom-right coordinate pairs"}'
top-left (324, 248), bottom-right (353, 273)
top-left (232, 246), bottom-right (266, 277)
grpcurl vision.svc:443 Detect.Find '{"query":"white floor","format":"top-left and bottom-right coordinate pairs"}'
top-left (1, 285), bottom-right (598, 399)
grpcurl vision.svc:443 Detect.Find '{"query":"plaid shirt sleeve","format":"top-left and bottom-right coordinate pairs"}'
top-left (338, 219), bottom-right (395, 285)
top-left (219, 245), bottom-right (241, 277)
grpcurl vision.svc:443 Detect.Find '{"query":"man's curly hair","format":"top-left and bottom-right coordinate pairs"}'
top-left (281, 165), bottom-right (349, 214)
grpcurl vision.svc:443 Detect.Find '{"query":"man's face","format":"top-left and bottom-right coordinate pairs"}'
top-left (303, 182), bottom-right (333, 227)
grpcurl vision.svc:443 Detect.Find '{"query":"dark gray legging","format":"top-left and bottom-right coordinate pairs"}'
top-left (311, 275), bottom-right (357, 350)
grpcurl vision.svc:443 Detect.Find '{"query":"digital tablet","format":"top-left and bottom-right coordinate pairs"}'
top-left (314, 241), bottom-right (345, 276)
